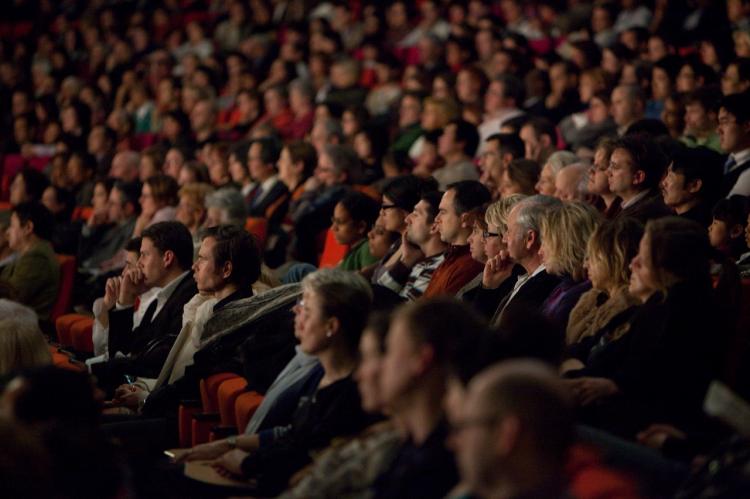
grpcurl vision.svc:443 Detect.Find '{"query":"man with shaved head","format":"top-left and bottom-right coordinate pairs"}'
top-left (449, 360), bottom-right (574, 499)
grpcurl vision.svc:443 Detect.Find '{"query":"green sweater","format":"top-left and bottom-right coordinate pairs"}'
top-left (0, 240), bottom-right (60, 320)
top-left (339, 239), bottom-right (379, 272)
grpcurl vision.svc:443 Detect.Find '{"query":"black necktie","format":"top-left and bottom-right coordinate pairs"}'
top-left (140, 299), bottom-right (159, 327)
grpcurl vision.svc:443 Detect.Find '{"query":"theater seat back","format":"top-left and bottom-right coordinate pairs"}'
top-left (50, 255), bottom-right (76, 322)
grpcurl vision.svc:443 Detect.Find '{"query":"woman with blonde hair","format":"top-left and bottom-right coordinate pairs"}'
top-left (462, 194), bottom-right (527, 318)
top-left (538, 201), bottom-right (602, 330)
top-left (0, 300), bottom-right (51, 375)
top-left (563, 217), bottom-right (644, 364)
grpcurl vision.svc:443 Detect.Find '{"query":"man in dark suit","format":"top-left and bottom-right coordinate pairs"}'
top-left (608, 133), bottom-right (673, 225)
top-left (718, 90), bottom-right (750, 198)
top-left (480, 195), bottom-right (561, 325)
top-left (246, 137), bottom-right (289, 223)
top-left (93, 221), bottom-right (197, 394)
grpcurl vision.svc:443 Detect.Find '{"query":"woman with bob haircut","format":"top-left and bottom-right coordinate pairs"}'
top-left (538, 201), bottom-right (602, 330)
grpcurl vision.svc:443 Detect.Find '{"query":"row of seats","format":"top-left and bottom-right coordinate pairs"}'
top-left (178, 373), bottom-right (263, 448)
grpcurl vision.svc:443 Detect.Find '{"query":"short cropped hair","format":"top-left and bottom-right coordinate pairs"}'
top-left (13, 201), bottom-right (55, 241)
top-left (720, 90), bottom-right (750, 124)
top-left (141, 221), bottom-right (194, 271)
top-left (449, 119), bottom-right (480, 157)
top-left (487, 132), bottom-right (525, 160)
top-left (612, 133), bottom-right (669, 190)
top-left (447, 180), bottom-right (491, 216)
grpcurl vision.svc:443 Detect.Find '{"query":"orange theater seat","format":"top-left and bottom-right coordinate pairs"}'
top-left (51, 255), bottom-right (76, 323)
top-left (70, 317), bottom-right (95, 353)
top-left (51, 351), bottom-right (85, 372)
top-left (318, 228), bottom-right (350, 269)
top-left (234, 391), bottom-right (263, 432)
top-left (200, 373), bottom-right (239, 413)
top-left (55, 313), bottom-right (89, 347)
top-left (216, 377), bottom-right (248, 428)
top-left (72, 206), bottom-right (94, 221)
top-left (245, 217), bottom-right (267, 246)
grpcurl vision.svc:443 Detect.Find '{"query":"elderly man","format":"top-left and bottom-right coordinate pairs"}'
top-left (481, 195), bottom-right (561, 324)
top-left (610, 85), bottom-right (645, 136)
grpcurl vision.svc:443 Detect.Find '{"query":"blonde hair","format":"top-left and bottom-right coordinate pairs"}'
top-left (423, 96), bottom-right (459, 126)
top-left (485, 194), bottom-right (526, 234)
top-left (0, 318), bottom-right (52, 375)
top-left (586, 217), bottom-right (644, 290)
top-left (178, 182), bottom-right (215, 208)
top-left (540, 202), bottom-right (602, 281)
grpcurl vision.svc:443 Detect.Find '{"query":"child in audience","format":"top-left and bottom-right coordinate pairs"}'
top-left (333, 191), bottom-right (381, 271)
top-left (709, 195), bottom-right (750, 261)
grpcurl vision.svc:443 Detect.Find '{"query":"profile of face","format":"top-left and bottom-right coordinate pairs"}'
top-left (483, 222), bottom-right (505, 259)
top-left (192, 236), bottom-right (227, 294)
top-left (293, 289), bottom-right (333, 355)
top-left (718, 108), bottom-right (750, 153)
top-left (6, 213), bottom-right (29, 252)
top-left (139, 183), bottom-right (159, 217)
top-left (660, 166), bottom-right (695, 209)
top-left (379, 195), bottom-right (408, 233)
top-left (367, 224), bottom-right (394, 259)
top-left (137, 237), bottom-right (168, 288)
top-left (447, 379), bottom-right (499, 497)
top-left (9, 175), bottom-right (28, 206)
top-left (503, 204), bottom-right (528, 262)
top-left (331, 202), bottom-right (365, 245)
top-left (607, 148), bottom-right (637, 196)
top-left (584, 250), bottom-right (608, 291)
top-left (435, 189), bottom-right (465, 244)
top-left (379, 315), bottom-right (420, 411)
top-left (628, 232), bottom-right (658, 302)
top-left (468, 223), bottom-right (488, 263)
top-left (535, 163), bottom-right (556, 196)
top-left (355, 330), bottom-right (386, 413)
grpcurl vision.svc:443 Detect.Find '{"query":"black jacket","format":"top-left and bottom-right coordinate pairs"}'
top-left (491, 269), bottom-right (562, 325)
top-left (108, 272), bottom-right (198, 371)
top-left (617, 188), bottom-right (674, 225)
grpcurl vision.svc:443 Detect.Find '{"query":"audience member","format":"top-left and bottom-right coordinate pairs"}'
top-left (535, 150), bottom-right (578, 196)
top-left (425, 180), bottom-right (490, 297)
top-left (661, 145), bottom-right (723, 227)
top-left (718, 90), bottom-right (750, 197)
top-left (608, 133), bottom-right (672, 223)
top-left (0, 202), bottom-right (59, 321)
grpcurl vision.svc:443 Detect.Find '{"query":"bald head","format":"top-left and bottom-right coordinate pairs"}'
top-left (457, 360), bottom-right (574, 497)
top-left (554, 163), bottom-right (588, 201)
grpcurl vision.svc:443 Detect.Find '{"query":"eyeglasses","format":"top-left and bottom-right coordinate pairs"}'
top-left (449, 415), bottom-right (499, 434)
top-left (482, 231), bottom-right (499, 239)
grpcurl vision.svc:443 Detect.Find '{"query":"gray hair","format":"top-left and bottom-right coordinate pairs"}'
top-left (301, 268), bottom-right (373, 352)
top-left (324, 144), bottom-right (363, 183)
top-left (288, 78), bottom-right (314, 101)
top-left (205, 187), bottom-right (246, 226)
top-left (562, 162), bottom-right (591, 200)
top-left (544, 151), bottom-right (578, 176)
top-left (514, 195), bottom-right (561, 238)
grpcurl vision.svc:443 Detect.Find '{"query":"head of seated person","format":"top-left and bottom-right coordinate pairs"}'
top-left (137, 221), bottom-right (194, 290)
top-left (141, 174), bottom-right (179, 221)
top-left (0, 301), bottom-right (51, 377)
top-left (194, 225), bottom-right (261, 300)
top-left (315, 144), bottom-right (362, 187)
top-left (108, 180), bottom-right (141, 224)
top-left (381, 297), bottom-right (487, 428)
top-left (585, 217), bottom-right (644, 298)
top-left (356, 311), bottom-right (393, 415)
top-left (709, 195), bottom-right (750, 261)
top-left (436, 180), bottom-right (491, 246)
top-left (296, 268), bottom-right (373, 373)
top-left (607, 133), bottom-right (669, 204)
top-left (539, 201), bottom-right (602, 282)
top-left (661, 145), bottom-right (723, 220)
top-left (10, 169), bottom-right (50, 207)
top-left (629, 217), bottom-right (714, 304)
top-left (203, 187), bottom-right (246, 228)
top-left (7, 201), bottom-right (55, 253)
top-left (449, 360), bottom-right (574, 499)
top-left (381, 174), bottom-right (439, 234)
top-left (331, 190), bottom-right (380, 246)
top-left (504, 195), bottom-right (561, 273)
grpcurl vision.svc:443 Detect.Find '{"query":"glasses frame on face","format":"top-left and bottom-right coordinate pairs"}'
top-left (449, 415), bottom-right (499, 434)
top-left (482, 230), bottom-right (499, 240)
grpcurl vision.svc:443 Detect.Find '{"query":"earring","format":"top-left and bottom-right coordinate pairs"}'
top-left (326, 329), bottom-right (333, 338)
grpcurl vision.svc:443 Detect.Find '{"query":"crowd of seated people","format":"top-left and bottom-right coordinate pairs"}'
top-left (2, 0), bottom-right (750, 497)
